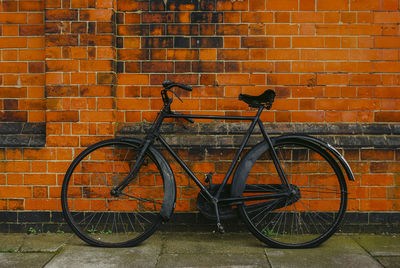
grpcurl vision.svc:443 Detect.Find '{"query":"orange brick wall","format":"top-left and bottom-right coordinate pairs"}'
top-left (0, 0), bottom-right (399, 220)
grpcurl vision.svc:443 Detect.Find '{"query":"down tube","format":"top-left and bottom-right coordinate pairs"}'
top-left (156, 134), bottom-right (213, 198)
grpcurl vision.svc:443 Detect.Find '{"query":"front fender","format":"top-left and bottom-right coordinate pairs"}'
top-left (120, 138), bottom-right (176, 221)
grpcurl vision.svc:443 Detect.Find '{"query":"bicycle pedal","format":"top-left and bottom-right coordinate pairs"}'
top-left (217, 223), bottom-right (225, 234)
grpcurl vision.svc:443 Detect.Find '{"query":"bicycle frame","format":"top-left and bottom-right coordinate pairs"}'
top-left (114, 94), bottom-right (291, 209)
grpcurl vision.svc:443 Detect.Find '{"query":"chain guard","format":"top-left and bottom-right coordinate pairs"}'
top-left (196, 184), bottom-right (238, 220)
top-left (197, 184), bottom-right (300, 220)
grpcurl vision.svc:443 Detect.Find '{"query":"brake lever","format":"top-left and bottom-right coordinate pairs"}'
top-left (166, 89), bottom-right (183, 103)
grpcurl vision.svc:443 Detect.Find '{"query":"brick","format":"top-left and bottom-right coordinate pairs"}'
top-left (0, 13), bottom-right (27, 24)
top-left (317, 0), bottom-right (349, 10)
top-left (192, 61), bottom-right (224, 73)
top-left (80, 35), bottom-right (113, 46)
top-left (47, 136), bottom-right (79, 147)
top-left (1, 1), bottom-right (18, 11)
top-left (300, 0), bottom-right (315, 10)
top-left (293, 37), bottom-right (324, 48)
top-left (167, 49), bottom-right (199, 60)
top-left (267, 0), bottom-right (298, 11)
top-left (375, 112), bottom-right (400, 122)
top-left (46, 9), bottom-right (78, 21)
top-left (0, 111), bottom-right (27, 122)
top-left (268, 49), bottom-right (299, 60)
top-left (45, 35), bottom-right (78, 46)
top-left (80, 111), bottom-right (114, 122)
top-left (25, 199), bottom-right (60, 210)
top-left (242, 12), bottom-right (273, 23)
top-left (24, 174), bottom-right (56, 185)
top-left (242, 62), bottom-right (273, 73)
top-left (174, 37), bottom-right (190, 48)
top-left (375, 37), bottom-right (400, 48)
top-left (79, 9), bottom-right (113, 21)
top-left (350, 0), bottom-right (376, 10)
top-left (192, 37), bottom-right (223, 48)
top-left (80, 85), bottom-right (112, 97)
top-left (47, 111), bottom-right (79, 122)
top-left (218, 49), bottom-right (249, 60)
top-left (350, 74), bottom-right (381, 86)
top-left (142, 62), bottom-right (174, 73)
top-left (0, 37), bottom-right (27, 48)
top-left (217, 24), bottom-right (248, 35)
top-left (46, 60), bottom-right (79, 72)
top-left (242, 37), bottom-right (273, 48)
top-left (142, 37), bottom-right (174, 48)
top-left (19, 25), bottom-right (45, 36)
top-left (80, 60), bottom-right (112, 71)
top-left (292, 12), bottom-right (323, 23)
top-left (0, 88), bottom-right (27, 98)
top-left (0, 186), bottom-right (32, 198)
top-left (0, 63), bottom-right (27, 73)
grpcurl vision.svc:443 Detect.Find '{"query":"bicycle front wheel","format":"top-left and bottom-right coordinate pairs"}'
top-left (238, 137), bottom-right (347, 248)
top-left (61, 138), bottom-right (169, 247)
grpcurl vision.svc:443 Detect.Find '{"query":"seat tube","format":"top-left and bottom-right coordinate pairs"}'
top-left (215, 106), bottom-right (264, 199)
top-left (258, 120), bottom-right (290, 186)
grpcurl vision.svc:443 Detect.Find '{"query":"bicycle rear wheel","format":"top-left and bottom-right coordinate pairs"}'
top-left (237, 137), bottom-right (347, 248)
top-left (61, 138), bottom-right (168, 247)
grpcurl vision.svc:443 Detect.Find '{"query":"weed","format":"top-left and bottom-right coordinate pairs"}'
top-left (28, 227), bottom-right (37, 235)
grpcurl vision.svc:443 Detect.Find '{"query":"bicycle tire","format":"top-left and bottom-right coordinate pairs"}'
top-left (61, 138), bottom-right (174, 247)
top-left (235, 136), bottom-right (347, 248)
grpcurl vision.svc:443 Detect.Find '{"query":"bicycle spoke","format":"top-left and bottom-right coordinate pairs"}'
top-left (119, 192), bottom-right (162, 205)
top-left (62, 139), bottom-right (166, 246)
top-left (240, 138), bottom-right (347, 248)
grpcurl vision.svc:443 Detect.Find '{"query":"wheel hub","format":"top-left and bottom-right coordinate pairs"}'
top-left (110, 188), bottom-right (120, 197)
top-left (288, 185), bottom-right (301, 202)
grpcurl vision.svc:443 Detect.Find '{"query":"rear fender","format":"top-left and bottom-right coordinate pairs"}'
top-left (231, 135), bottom-right (355, 198)
top-left (275, 135), bottom-right (355, 182)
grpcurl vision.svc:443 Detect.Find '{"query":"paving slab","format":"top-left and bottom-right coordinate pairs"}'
top-left (162, 232), bottom-right (265, 255)
top-left (0, 234), bottom-right (25, 252)
top-left (157, 253), bottom-right (270, 268)
top-left (375, 256), bottom-right (400, 268)
top-left (44, 234), bottom-right (163, 268)
top-left (0, 252), bottom-right (54, 268)
top-left (264, 235), bottom-right (382, 268)
top-left (352, 234), bottom-right (400, 256)
top-left (20, 234), bottom-right (72, 253)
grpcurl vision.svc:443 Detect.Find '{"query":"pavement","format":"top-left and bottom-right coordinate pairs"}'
top-left (0, 232), bottom-right (399, 268)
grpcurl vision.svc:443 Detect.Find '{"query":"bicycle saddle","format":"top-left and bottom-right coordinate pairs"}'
top-left (238, 89), bottom-right (276, 109)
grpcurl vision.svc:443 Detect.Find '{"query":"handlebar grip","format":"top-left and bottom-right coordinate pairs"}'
top-left (178, 84), bottom-right (192, 91)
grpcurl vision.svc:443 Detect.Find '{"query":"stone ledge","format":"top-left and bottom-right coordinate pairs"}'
top-left (117, 122), bottom-right (400, 148)
top-left (0, 123), bottom-right (46, 148)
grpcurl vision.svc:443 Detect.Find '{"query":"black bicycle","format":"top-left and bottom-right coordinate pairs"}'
top-left (61, 81), bottom-right (355, 249)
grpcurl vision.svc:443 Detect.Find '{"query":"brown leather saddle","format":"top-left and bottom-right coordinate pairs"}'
top-left (238, 89), bottom-right (276, 109)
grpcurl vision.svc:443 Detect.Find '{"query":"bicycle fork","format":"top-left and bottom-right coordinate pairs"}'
top-left (111, 139), bottom-right (152, 196)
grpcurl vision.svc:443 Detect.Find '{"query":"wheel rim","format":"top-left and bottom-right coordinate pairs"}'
top-left (62, 141), bottom-right (165, 246)
top-left (241, 140), bottom-right (347, 248)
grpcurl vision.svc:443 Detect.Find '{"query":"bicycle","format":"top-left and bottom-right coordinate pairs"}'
top-left (61, 80), bottom-right (355, 249)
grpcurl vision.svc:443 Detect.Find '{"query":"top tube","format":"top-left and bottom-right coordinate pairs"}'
top-left (165, 113), bottom-right (258, 121)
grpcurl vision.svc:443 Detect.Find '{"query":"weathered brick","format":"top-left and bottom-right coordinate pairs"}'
top-left (45, 9), bottom-right (78, 21)
top-left (192, 37), bottom-right (223, 48)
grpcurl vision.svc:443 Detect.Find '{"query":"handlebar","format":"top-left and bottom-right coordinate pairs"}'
top-left (161, 81), bottom-right (194, 124)
top-left (162, 80), bottom-right (192, 91)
